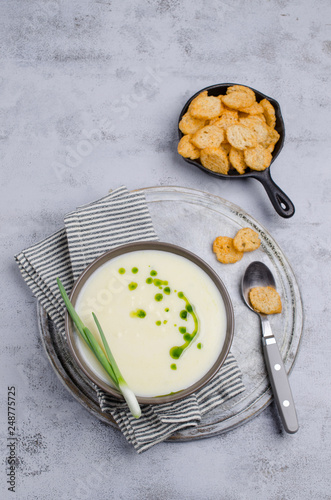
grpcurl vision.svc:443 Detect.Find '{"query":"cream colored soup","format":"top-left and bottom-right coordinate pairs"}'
top-left (75, 250), bottom-right (226, 397)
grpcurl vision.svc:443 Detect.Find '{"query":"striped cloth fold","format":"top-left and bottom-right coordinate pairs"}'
top-left (15, 186), bottom-right (245, 453)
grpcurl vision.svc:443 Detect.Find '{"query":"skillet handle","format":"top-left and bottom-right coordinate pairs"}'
top-left (252, 169), bottom-right (295, 218)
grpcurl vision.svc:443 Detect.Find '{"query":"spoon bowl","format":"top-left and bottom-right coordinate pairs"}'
top-left (178, 83), bottom-right (295, 218)
top-left (242, 261), bottom-right (276, 311)
top-left (241, 261), bottom-right (299, 433)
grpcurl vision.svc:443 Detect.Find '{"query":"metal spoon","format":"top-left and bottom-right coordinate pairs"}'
top-left (242, 261), bottom-right (299, 433)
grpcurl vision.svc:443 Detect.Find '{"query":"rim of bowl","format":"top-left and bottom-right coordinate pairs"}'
top-left (65, 241), bottom-right (234, 405)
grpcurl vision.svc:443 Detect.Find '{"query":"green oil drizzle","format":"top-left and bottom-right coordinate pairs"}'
top-left (180, 310), bottom-right (187, 320)
top-left (169, 292), bottom-right (199, 360)
top-left (139, 267), bottom-right (200, 366)
top-left (170, 346), bottom-right (182, 359)
top-left (197, 343), bottom-right (202, 349)
top-left (153, 278), bottom-right (168, 287)
top-left (147, 269), bottom-right (169, 291)
top-left (128, 282), bottom-right (137, 291)
top-left (118, 268), bottom-right (125, 274)
top-left (130, 309), bottom-right (146, 318)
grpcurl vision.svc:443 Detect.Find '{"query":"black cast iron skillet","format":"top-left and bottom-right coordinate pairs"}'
top-left (178, 83), bottom-right (295, 218)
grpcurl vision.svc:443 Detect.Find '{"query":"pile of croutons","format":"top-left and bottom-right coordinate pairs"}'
top-left (178, 85), bottom-right (280, 174)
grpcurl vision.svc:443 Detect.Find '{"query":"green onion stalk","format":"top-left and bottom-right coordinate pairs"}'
top-left (57, 278), bottom-right (141, 419)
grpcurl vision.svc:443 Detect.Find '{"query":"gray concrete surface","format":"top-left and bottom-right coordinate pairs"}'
top-left (1, 0), bottom-right (331, 498)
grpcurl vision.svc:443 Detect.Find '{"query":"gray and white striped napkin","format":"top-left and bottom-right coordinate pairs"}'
top-left (15, 186), bottom-right (245, 453)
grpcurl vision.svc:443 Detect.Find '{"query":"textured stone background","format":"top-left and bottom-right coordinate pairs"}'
top-left (1, 0), bottom-right (331, 499)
